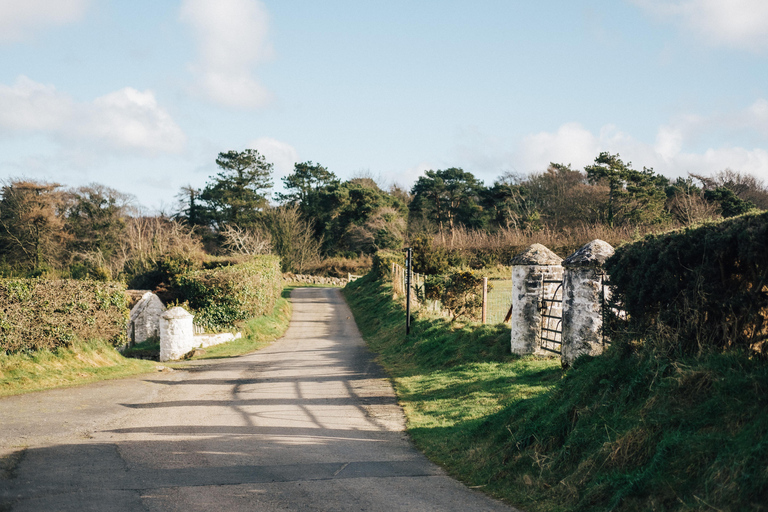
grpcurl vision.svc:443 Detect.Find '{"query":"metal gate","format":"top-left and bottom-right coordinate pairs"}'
top-left (540, 278), bottom-right (564, 354)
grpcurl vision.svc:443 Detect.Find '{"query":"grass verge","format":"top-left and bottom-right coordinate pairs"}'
top-left (0, 338), bottom-right (156, 397)
top-left (343, 273), bottom-right (768, 511)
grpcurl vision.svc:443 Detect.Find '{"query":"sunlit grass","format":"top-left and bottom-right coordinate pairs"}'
top-left (343, 272), bottom-right (768, 511)
top-left (0, 338), bottom-right (156, 397)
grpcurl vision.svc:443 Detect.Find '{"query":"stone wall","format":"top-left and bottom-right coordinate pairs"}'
top-left (283, 273), bottom-right (351, 287)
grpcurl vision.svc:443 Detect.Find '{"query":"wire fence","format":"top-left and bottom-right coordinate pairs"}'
top-left (391, 263), bottom-right (512, 324)
top-left (486, 278), bottom-right (513, 324)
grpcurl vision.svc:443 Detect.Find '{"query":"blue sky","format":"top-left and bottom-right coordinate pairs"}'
top-left (1, 0), bottom-right (767, 210)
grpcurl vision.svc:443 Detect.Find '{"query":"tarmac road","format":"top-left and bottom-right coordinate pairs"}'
top-left (0, 288), bottom-right (518, 511)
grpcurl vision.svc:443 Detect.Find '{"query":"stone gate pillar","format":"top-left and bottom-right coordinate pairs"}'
top-left (510, 244), bottom-right (563, 356)
top-left (561, 239), bottom-right (614, 367)
top-left (159, 306), bottom-right (195, 362)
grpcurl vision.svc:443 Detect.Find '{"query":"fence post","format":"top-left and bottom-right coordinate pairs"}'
top-left (403, 247), bottom-right (412, 335)
top-left (482, 277), bottom-right (488, 324)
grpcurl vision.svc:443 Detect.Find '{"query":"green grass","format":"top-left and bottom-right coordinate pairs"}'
top-left (343, 273), bottom-right (768, 512)
top-left (0, 338), bottom-right (157, 397)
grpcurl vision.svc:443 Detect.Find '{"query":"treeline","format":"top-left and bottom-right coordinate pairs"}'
top-left (2, 149), bottom-right (767, 282)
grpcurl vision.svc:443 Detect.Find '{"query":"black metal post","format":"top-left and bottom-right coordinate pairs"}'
top-left (404, 247), bottom-right (412, 335)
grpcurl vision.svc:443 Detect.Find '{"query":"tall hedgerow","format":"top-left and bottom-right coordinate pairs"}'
top-left (171, 255), bottom-right (282, 331)
top-left (605, 211), bottom-right (768, 356)
top-left (0, 279), bottom-right (128, 353)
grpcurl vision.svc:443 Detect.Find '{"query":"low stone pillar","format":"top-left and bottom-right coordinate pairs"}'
top-left (510, 244), bottom-right (563, 356)
top-left (561, 239), bottom-right (615, 367)
top-left (159, 307), bottom-right (195, 362)
top-left (127, 292), bottom-right (165, 345)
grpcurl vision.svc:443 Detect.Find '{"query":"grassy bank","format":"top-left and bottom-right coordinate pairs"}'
top-left (343, 274), bottom-right (768, 511)
top-left (0, 339), bottom-right (156, 397)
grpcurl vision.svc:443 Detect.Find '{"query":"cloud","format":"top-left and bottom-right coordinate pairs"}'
top-left (180, 0), bottom-right (273, 108)
top-left (249, 137), bottom-right (299, 181)
top-left (0, 76), bottom-right (185, 154)
top-left (631, 0), bottom-right (768, 52)
top-left (0, 0), bottom-right (89, 43)
top-left (516, 105), bottom-right (768, 182)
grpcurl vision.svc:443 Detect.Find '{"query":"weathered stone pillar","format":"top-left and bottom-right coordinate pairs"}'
top-left (159, 306), bottom-right (195, 362)
top-left (127, 292), bottom-right (165, 345)
top-left (510, 244), bottom-right (563, 356)
top-left (561, 239), bottom-right (614, 367)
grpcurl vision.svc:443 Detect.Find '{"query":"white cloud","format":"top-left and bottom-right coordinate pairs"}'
top-left (631, 0), bottom-right (768, 52)
top-left (249, 137), bottom-right (299, 181)
top-left (0, 76), bottom-right (185, 154)
top-left (0, 0), bottom-right (89, 42)
top-left (180, 0), bottom-right (273, 108)
top-left (516, 114), bottom-right (768, 182)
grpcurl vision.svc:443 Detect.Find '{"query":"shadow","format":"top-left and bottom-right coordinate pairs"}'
top-left (120, 395), bottom-right (397, 409)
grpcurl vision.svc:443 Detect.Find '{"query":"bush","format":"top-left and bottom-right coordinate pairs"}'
top-left (423, 270), bottom-right (485, 321)
top-left (372, 250), bottom-right (403, 278)
top-left (605, 211), bottom-right (768, 356)
top-left (171, 255), bottom-right (282, 331)
top-left (0, 279), bottom-right (128, 353)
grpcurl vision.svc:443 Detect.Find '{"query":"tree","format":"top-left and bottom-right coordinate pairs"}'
top-left (261, 204), bottom-right (321, 273)
top-left (199, 149), bottom-right (273, 229)
top-left (0, 180), bottom-right (70, 272)
top-left (691, 169), bottom-right (768, 210)
top-left (65, 184), bottom-right (131, 257)
top-left (703, 187), bottom-right (757, 217)
top-left (585, 152), bottom-right (669, 227)
top-left (275, 161), bottom-right (337, 225)
top-left (175, 185), bottom-right (206, 227)
top-left (315, 179), bottom-right (407, 254)
top-left (410, 168), bottom-right (485, 244)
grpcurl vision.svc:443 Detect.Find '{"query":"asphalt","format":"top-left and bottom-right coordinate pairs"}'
top-left (0, 287), bottom-right (518, 511)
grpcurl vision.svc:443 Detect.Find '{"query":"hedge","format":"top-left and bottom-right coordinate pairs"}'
top-left (0, 279), bottom-right (128, 354)
top-left (605, 211), bottom-right (768, 356)
top-left (171, 255), bottom-right (282, 331)
top-left (372, 250), bottom-right (403, 278)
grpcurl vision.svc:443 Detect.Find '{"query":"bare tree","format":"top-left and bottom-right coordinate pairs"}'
top-left (220, 224), bottom-right (272, 255)
top-left (261, 204), bottom-right (322, 273)
top-left (0, 180), bottom-right (71, 271)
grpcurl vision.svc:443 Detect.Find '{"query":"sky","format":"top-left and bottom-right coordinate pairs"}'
top-left (1, 0), bottom-right (767, 211)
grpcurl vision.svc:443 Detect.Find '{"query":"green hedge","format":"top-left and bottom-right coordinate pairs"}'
top-left (372, 250), bottom-right (403, 278)
top-left (172, 255), bottom-right (282, 331)
top-left (0, 279), bottom-right (128, 353)
top-left (605, 211), bottom-right (768, 355)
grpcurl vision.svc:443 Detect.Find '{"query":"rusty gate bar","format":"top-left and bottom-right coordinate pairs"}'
top-left (540, 278), bottom-right (564, 355)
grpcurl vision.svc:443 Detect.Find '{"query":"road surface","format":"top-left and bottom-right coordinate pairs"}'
top-left (0, 288), bottom-right (517, 511)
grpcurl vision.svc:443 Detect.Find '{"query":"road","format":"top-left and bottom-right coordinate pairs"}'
top-left (0, 288), bottom-right (517, 511)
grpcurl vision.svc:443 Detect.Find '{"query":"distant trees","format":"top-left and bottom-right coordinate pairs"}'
top-left (0, 181), bottom-right (70, 272)
top-left (410, 168), bottom-right (485, 243)
top-left (3, 144), bottom-right (767, 280)
top-left (198, 149), bottom-right (273, 229)
top-left (585, 152), bottom-right (669, 227)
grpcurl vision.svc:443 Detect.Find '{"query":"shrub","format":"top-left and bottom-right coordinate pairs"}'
top-left (372, 250), bottom-right (403, 278)
top-left (0, 279), bottom-right (128, 353)
top-left (605, 211), bottom-right (768, 356)
top-left (171, 255), bottom-right (282, 331)
top-left (423, 270), bottom-right (485, 321)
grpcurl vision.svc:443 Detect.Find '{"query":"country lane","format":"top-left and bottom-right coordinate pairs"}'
top-left (0, 287), bottom-right (518, 511)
